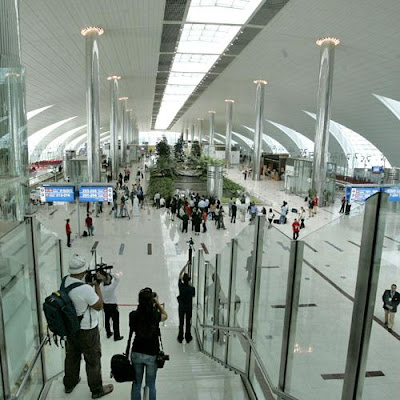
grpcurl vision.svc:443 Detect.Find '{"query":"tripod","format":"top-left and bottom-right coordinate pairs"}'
top-left (186, 237), bottom-right (194, 277)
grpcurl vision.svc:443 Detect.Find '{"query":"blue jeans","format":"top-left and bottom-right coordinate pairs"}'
top-left (131, 352), bottom-right (157, 400)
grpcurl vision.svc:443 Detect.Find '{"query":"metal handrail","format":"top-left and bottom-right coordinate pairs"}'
top-left (12, 336), bottom-right (48, 400)
top-left (199, 322), bottom-right (300, 400)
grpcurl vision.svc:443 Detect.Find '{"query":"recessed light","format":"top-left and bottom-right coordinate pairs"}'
top-left (81, 27), bottom-right (104, 36)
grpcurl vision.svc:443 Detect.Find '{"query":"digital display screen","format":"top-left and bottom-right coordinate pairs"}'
top-left (79, 186), bottom-right (113, 203)
top-left (371, 166), bottom-right (383, 174)
top-left (40, 186), bottom-right (75, 202)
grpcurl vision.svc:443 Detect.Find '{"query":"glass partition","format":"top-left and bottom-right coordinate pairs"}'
top-left (250, 225), bottom-right (292, 391)
top-left (0, 222), bottom-right (43, 396)
top-left (203, 260), bottom-right (215, 355)
top-left (196, 251), bottom-right (206, 329)
top-left (362, 198), bottom-right (399, 400)
top-left (285, 216), bottom-right (360, 400)
top-left (227, 223), bottom-right (255, 372)
top-left (36, 221), bottom-right (64, 380)
top-left (213, 243), bottom-right (232, 363)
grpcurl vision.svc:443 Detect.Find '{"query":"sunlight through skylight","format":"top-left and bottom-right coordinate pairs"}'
top-left (168, 72), bottom-right (205, 86)
top-left (178, 24), bottom-right (240, 54)
top-left (187, 0), bottom-right (263, 24)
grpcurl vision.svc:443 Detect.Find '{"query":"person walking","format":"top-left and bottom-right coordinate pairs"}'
top-left (308, 197), bottom-right (314, 218)
top-left (292, 219), bottom-right (300, 240)
top-left (66, 219), bottom-right (72, 247)
top-left (280, 202), bottom-right (288, 224)
top-left (201, 209), bottom-right (208, 233)
top-left (127, 288), bottom-right (167, 400)
top-left (177, 265), bottom-right (195, 343)
top-left (231, 202), bottom-right (237, 223)
top-left (267, 208), bottom-right (275, 226)
top-left (339, 196), bottom-right (346, 213)
top-left (382, 284), bottom-right (400, 331)
top-left (313, 195), bottom-right (319, 215)
top-left (181, 213), bottom-right (189, 233)
top-left (85, 214), bottom-right (94, 236)
top-left (193, 210), bottom-right (201, 236)
top-left (63, 254), bottom-right (113, 398)
top-left (299, 207), bottom-right (306, 229)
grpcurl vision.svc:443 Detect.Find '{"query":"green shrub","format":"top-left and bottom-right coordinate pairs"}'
top-left (223, 177), bottom-right (245, 195)
top-left (147, 176), bottom-right (175, 200)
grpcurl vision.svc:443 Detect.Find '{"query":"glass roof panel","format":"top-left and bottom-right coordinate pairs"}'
top-left (168, 72), bottom-right (205, 86)
top-left (27, 105), bottom-right (53, 121)
top-left (164, 85), bottom-right (196, 95)
top-left (187, 0), bottom-right (263, 24)
top-left (177, 24), bottom-right (240, 54)
top-left (171, 53), bottom-right (219, 73)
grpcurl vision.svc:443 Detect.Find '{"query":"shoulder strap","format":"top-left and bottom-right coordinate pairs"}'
top-left (158, 328), bottom-right (164, 351)
top-left (61, 277), bottom-right (85, 294)
top-left (125, 324), bottom-right (134, 356)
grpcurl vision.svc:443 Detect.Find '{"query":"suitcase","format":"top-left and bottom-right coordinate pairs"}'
top-left (291, 208), bottom-right (298, 213)
top-left (82, 230), bottom-right (88, 237)
top-left (273, 219), bottom-right (280, 224)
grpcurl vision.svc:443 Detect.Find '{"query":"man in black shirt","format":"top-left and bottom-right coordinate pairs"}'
top-left (177, 265), bottom-right (195, 343)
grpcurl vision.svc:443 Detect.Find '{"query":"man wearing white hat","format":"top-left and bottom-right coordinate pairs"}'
top-left (63, 254), bottom-right (114, 399)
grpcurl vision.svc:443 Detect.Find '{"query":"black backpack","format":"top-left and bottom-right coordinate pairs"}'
top-left (43, 277), bottom-right (84, 341)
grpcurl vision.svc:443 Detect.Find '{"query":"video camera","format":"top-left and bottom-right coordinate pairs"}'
top-left (85, 261), bottom-right (114, 284)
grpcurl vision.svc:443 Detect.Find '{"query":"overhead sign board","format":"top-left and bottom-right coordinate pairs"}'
top-left (79, 186), bottom-right (113, 203)
top-left (346, 186), bottom-right (400, 203)
top-left (40, 186), bottom-right (75, 203)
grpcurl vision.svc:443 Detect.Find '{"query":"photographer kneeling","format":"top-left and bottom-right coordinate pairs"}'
top-left (63, 254), bottom-right (113, 399)
top-left (127, 288), bottom-right (167, 400)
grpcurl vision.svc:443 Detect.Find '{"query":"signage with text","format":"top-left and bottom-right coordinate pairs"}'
top-left (79, 186), bottom-right (113, 203)
top-left (346, 186), bottom-right (400, 202)
top-left (40, 186), bottom-right (75, 203)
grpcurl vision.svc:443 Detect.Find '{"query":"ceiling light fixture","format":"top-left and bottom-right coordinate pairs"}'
top-left (119, 97), bottom-right (128, 101)
top-left (81, 27), bottom-right (104, 36)
top-left (253, 79), bottom-right (268, 85)
top-left (107, 75), bottom-right (121, 80)
top-left (316, 37), bottom-right (340, 46)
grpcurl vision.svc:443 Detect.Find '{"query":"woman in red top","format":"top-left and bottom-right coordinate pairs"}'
top-left (313, 196), bottom-right (318, 215)
top-left (202, 210), bottom-right (207, 233)
top-left (65, 219), bottom-right (71, 247)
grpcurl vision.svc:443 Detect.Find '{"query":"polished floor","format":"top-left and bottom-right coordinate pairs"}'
top-left (31, 163), bottom-right (400, 400)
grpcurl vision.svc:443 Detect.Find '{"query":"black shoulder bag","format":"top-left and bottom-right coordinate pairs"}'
top-left (110, 325), bottom-right (135, 382)
top-left (155, 328), bottom-right (170, 368)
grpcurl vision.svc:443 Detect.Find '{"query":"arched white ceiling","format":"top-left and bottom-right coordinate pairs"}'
top-left (373, 94), bottom-right (400, 121)
top-left (242, 126), bottom-right (288, 154)
top-left (27, 105), bottom-right (53, 121)
top-left (29, 117), bottom-right (77, 159)
top-left (267, 120), bottom-right (314, 156)
top-left (305, 111), bottom-right (391, 169)
top-left (44, 125), bottom-right (87, 157)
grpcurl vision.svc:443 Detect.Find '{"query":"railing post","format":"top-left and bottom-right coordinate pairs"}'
top-left (278, 240), bottom-right (304, 398)
top-left (196, 249), bottom-right (203, 321)
top-left (246, 215), bottom-right (265, 378)
top-left (225, 238), bottom-right (238, 366)
top-left (202, 261), bottom-right (209, 347)
top-left (341, 192), bottom-right (388, 400)
top-left (56, 238), bottom-right (64, 283)
top-left (212, 254), bottom-right (221, 358)
top-left (0, 284), bottom-right (11, 399)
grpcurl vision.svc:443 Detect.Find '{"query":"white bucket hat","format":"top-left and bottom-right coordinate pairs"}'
top-left (69, 254), bottom-right (88, 275)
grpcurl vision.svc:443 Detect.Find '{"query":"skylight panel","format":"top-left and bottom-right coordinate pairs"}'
top-left (171, 53), bottom-right (219, 73)
top-left (168, 72), bottom-right (205, 86)
top-left (187, 0), bottom-right (263, 24)
top-left (164, 85), bottom-right (196, 96)
top-left (177, 24), bottom-right (240, 54)
top-left (27, 105), bottom-right (53, 120)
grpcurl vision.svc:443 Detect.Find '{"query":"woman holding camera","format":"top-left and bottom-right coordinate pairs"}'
top-left (127, 288), bottom-right (167, 400)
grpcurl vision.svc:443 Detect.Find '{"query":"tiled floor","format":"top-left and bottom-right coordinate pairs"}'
top-left (33, 163), bottom-right (400, 400)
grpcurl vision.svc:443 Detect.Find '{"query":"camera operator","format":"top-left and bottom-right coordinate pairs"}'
top-left (127, 288), bottom-right (167, 400)
top-left (177, 264), bottom-right (195, 343)
top-left (63, 254), bottom-right (113, 399)
top-left (99, 270), bottom-right (124, 341)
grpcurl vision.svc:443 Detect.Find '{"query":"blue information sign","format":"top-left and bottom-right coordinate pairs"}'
top-left (40, 186), bottom-right (75, 202)
top-left (346, 186), bottom-right (400, 203)
top-left (79, 186), bottom-right (113, 203)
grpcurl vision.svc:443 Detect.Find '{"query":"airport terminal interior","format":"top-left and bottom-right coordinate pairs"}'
top-left (0, 1), bottom-right (400, 399)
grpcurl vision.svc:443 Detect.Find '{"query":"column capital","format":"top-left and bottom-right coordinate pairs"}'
top-left (225, 99), bottom-right (235, 103)
top-left (316, 37), bottom-right (340, 46)
top-left (81, 27), bottom-right (104, 36)
top-left (208, 110), bottom-right (216, 114)
top-left (118, 96), bottom-right (128, 101)
top-left (253, 79), bottom-right (268, 85)
top-left (107, 75), bottom-right (121, 81)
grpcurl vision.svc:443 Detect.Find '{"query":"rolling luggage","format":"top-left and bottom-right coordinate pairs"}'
top-left (273, 219), bottom-right (280, 224)
top-left (291, 208), bottom-right (298, 213)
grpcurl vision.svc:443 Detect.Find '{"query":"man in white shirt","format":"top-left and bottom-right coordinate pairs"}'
top-left (100, 272), bottom-right (124, 341)
top-left (63, 254), bottom-right (113, 399)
